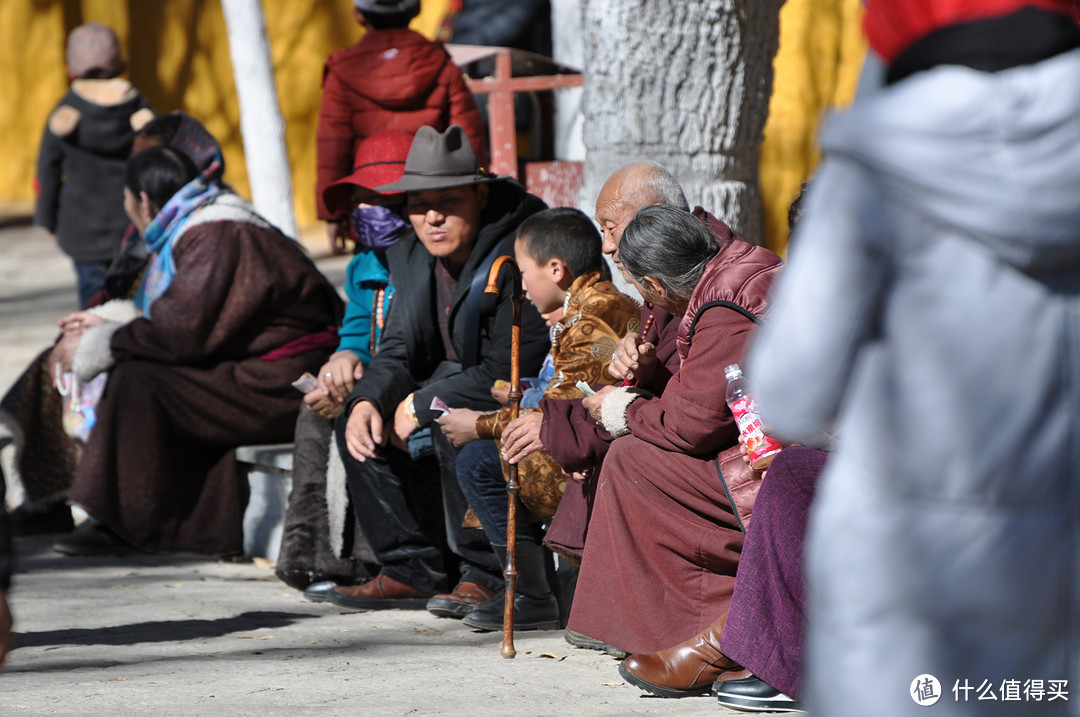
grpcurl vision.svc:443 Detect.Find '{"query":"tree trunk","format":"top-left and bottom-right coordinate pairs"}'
top-left (221, 0), bottom-right (298, 239)
top-left (550, 0), bottom-right (586, 166)
top-left (580, 0), bottom-right (784, 244)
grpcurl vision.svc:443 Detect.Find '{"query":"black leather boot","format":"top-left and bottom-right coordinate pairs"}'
top-left (461, 542), bottom-right (560, 632)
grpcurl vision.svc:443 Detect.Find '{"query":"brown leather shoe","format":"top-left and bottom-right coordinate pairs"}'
top-left (425, 581), bottom-right (497, 619)
top-left (326, 573), bottom-right (434, 610)
top-left (617, 613), bottom-right (745, 698)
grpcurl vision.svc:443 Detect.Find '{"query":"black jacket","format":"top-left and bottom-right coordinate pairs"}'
top-left (348, 180), bottom-right (549, 425)
top-left (34, 82), bottom-right (152, 263)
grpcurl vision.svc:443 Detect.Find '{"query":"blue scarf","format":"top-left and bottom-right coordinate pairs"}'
top-left (135, 177), bottom-right (225, 315)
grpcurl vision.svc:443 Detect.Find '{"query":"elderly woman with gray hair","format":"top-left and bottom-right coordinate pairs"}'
top-left (565, 204), bottom-right (783, 677)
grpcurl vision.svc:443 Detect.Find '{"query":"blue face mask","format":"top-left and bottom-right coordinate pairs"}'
top-left (351, 205), bottom-right (408, 250)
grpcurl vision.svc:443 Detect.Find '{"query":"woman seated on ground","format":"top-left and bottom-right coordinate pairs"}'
top-left (275, 130), bottom-right (414, 593)
top-left (51, 144), bottom-right (343, 557)
top-left (0, 112), bottom-right (225, 535)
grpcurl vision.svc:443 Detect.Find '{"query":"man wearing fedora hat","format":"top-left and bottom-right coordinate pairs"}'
top-left (327, 125), bottom-right (550, 613)
top-left (317, 0), bottom-right (488, 256)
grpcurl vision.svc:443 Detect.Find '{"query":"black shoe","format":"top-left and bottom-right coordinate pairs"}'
top-left (426, 581), bottom-right (498, 619)
top-left (12, 502), bottom-right (74, 536)
top-left (712, 675), bottom-right (805, 713)
top-left (54, 520), bottom-right (132, 556)
top-left (564, 627), bottom-right (629, 659)
top-left (461, 590), bottom-right (560, 632)
top-left (302, 580), bottom-right (340, 603)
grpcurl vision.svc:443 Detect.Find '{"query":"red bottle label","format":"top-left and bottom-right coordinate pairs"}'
top-left (729, 396), bottom-right (783, 468)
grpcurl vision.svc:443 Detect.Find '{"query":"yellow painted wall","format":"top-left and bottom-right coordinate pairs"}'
top-left (0, 0), bottom-right (448, 227)
top-left (1, 0), bottom-right (858, 253)
top-left (759, 0), bottom-right (866, 254)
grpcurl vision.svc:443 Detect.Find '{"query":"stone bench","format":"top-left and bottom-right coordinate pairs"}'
top-left (236, 443), bottom-right (293, 563)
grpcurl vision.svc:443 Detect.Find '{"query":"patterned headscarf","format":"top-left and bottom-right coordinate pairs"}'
top-left (134, 114), bottom-right (227, 314)
top-left (161, 112), bottom-right (225, 185)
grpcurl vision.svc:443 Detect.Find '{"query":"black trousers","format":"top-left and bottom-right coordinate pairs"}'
top-left (335, 416), bottom-right (502, 595)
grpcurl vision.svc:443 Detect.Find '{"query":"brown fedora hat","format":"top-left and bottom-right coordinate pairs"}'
top-left (377, 125), bottom-right (503, 193)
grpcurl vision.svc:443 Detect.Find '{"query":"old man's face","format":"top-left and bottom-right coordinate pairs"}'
top-left (594, 183), bottom-right (637, 273)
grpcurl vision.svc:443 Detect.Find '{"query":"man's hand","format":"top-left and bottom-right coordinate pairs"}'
top-left (327, 221), bottom-right (349, 256)
top-left (501, 412), bottom-right (545, 464)
top-left (318, 350), bottom-right (362, 404)
top-left (304, 389), bottom-right (343, 420)
top-left (392, 397), bottom-right (420, 449)
top-left (436, 408), bottom-right (481, 448)
top-left (582, 385), bottom-right (617, 424)
top-left (608, 332), bottom-right (658, 385)
top-left (344, 400), bottom-right (386, 461)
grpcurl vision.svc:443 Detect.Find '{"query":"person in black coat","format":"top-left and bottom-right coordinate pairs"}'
top-left (326, 126), bottom-right (549, 614)
top-left (33, 22), bottom-right (153, 308)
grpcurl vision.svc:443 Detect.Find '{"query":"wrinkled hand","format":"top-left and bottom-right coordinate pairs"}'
top-left (49, 330), bottom-right (83, 375)
top-left (57, 310), bottom-right (104, 336)
top-left (582, 385), bottom-right (617, 424)
top-left (344, 400), bottom-right (386, 461)
top-left (501, 412), bottom-right (545, 464)
top-left (318, 350), bottom-right (362, 404)
top-left (739, 435), bottom-right (767, 481)
top-left (304, 389), bottom-right (343, 419)
top-left (570, 467), bottom-right (593, 484)
top-left (608, 332), bottom-right (658, 385)
top-left (392, 397), bottom-right (419, 450)
top-left (327, 221), bottom-right (350, 256)
top-left (541, 306), bottom-right (564, 327)
top-left (436, 408), bottom-right (481, 447)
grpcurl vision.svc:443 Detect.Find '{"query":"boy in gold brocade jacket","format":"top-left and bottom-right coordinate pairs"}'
top-left (432, 207), bottom-right (639, 632)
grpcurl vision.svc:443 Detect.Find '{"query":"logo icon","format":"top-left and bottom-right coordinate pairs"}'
top-left (911, 674), bottom-right (942, 706)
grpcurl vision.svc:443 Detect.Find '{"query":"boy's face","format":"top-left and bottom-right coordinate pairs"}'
top-left (515, 237), bottom-right (565, 316)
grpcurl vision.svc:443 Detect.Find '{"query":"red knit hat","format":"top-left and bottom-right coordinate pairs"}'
top-left (864, 0), bottom-right (1080, 63)
top-left (322, 130), bottom-right (414, 215)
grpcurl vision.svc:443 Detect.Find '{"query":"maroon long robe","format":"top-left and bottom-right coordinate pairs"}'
top-left (70, 218), bottom-right (342, 555)
top-left (567, 239), bottom-right (782, 655)
top-left (539, 305), bottom-right (680, 561)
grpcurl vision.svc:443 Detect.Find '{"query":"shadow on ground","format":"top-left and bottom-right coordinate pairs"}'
top-left (10, 610), bottom-right (318, 650)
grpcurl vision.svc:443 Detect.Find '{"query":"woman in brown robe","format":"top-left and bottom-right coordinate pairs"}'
top-left (54, 145), bottom-right (342, 556)
top-left (569, 205), bottom-right (782, 656)
top-left (0, 113), bottom-right (229, 532)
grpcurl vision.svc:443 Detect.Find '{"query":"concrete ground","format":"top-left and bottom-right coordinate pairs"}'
top-left (0, 220), bottom-right (765, 715)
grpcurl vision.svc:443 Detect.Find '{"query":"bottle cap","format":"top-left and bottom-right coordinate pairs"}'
top-left (724, 364), bottom-right (742, 380)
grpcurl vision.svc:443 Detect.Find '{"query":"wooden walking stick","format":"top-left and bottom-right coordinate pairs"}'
top-left (484, 255), bottom-right (523, 659)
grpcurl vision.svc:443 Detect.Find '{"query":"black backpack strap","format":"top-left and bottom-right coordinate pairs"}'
top-left (687, 300), bottom-right (763, 348)
top-left (690, 299), bottom-right (763, 535)
top-left (715, 455), bottom-right (748, 534)
top-left (461, 237), bottom-right (514, 369)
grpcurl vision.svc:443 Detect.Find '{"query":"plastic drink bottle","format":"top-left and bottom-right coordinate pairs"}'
top-left (724, 363), bottom-right (783, 471)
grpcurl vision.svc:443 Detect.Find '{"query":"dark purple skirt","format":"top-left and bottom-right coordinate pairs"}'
top-left (719, 445), bottom-right (827, 700)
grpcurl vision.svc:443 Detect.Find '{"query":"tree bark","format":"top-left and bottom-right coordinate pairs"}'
top-left (550, 0), bottom-right (586, 166)
top-left (221, 0), bottom-right (298, 239)
top-left (580, 0), bottom-right (784, 244)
